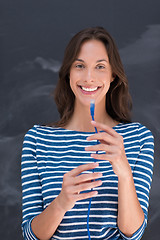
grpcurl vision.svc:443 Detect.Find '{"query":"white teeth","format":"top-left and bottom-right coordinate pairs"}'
top-left (81, 86), bottom-right (98, 92)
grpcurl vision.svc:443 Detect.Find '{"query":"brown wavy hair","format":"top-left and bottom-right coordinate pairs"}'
top-left (53, 27), bottom-right (132, 127)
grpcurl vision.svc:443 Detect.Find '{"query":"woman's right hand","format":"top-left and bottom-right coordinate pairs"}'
top-left (56, 162), bottom-right (102, 212)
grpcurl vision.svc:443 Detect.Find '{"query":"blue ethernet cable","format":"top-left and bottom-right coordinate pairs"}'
top-left (87, 100), bottom-right (99, 240)
top-left (90, 100), bottom-right (98, 132)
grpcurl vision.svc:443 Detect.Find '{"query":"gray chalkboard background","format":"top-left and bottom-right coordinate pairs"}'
top-left (0, 0), bottom-right (160, 239)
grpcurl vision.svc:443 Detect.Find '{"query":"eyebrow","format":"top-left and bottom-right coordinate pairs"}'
top-left (75, 58), bottom-right (108, 63)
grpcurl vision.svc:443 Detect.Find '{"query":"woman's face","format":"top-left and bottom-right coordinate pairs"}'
top-left (69, 39), bottom-right (114, 108)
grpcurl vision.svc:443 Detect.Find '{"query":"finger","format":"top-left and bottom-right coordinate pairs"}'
top-left (74, 172), bottom-right (102, 185)
top-left (68, 162), bottom-right (99, 177)
top-left (91, 121), bottom-right (119, 137)
top-left (87, 132), bottom-right (115, 145)
top-left (75, 179), bottom-right (102, 193)
top-left (76, 190), bottom-right (98, 201)
top-left (91, 153), bottom-right (112, 162)
top-left (85, 143), bottom-right (114, 153)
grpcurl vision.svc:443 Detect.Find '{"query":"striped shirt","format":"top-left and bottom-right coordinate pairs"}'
top-left (21, 122), bottom-right (154, 240)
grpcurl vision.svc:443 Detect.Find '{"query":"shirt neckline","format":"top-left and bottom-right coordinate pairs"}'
top-left (40, 122), bottom-right (124, 134)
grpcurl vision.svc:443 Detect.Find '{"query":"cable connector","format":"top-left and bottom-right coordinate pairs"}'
top-left (90, 100), bottom-right (98, 133)
top-left (90, 99), bottom-right (95, 121)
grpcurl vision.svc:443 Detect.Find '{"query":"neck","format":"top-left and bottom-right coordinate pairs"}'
top-left (64, 100), bottom-right (118, 132)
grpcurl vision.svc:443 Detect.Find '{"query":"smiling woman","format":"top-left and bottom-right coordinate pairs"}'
top-left (21, 27), bottom-right (154, 240)
top-left (54, 27), bottom-right (132, 128)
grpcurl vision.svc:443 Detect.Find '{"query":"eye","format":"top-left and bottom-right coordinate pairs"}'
top-left (76, 64), bottom-right (85, 69)
top-left (96, 65), bottom-right (105, 69)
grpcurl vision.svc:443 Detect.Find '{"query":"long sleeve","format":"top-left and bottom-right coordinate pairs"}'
top-left (21, 126), bottom-right (43, 240)
top-left (119, 124), bottom-right (154, 240)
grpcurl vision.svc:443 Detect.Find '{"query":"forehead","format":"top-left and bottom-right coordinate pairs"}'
top-left (77, 39), bottom-right (109, 59)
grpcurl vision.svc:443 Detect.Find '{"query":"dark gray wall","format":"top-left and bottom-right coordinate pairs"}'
top-left (0, 0), bottom-right (160, 239)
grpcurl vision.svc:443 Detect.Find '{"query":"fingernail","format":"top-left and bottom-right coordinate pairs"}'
top-left (93, 191), bottom-right (98, 195)
top-left (91, 120), bottom-right (96, 124)
top-left (98, 172), bottom-right (103, 177)
top-left (93, 162), bottom-right (99, 166)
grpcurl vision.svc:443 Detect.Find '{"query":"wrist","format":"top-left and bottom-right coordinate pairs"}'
top-left (51, 195), bottom-right (67, 216)
top-left (118, 166), bottom-right (133, 182)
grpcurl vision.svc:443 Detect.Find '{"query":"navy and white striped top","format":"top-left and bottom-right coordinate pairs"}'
top-left (21, 122), bottom-right (154, 240)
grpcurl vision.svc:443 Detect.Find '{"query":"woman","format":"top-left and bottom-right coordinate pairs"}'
top-left (21, 27), bottom-right (154, 240)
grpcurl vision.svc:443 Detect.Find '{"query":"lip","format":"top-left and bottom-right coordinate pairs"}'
top-left (78, 85), bottom-right (101, 95)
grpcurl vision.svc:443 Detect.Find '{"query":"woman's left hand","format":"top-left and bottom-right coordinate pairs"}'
top-left (85, 121), bottom-right (132, 180)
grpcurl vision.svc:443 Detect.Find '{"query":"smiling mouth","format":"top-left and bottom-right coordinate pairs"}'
top-left (78, 85), bottom-right (101, 93)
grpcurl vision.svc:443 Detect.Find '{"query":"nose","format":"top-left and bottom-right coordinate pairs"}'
top-left (84, 69), bottom-right (95, 83)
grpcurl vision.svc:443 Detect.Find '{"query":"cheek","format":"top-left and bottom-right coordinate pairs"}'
top-left (70, 70), bottom-right (82, 88)
top-left (70, 70), bottom-right (82, 79)
top-left (102, 72), bottom-right (113, 84)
